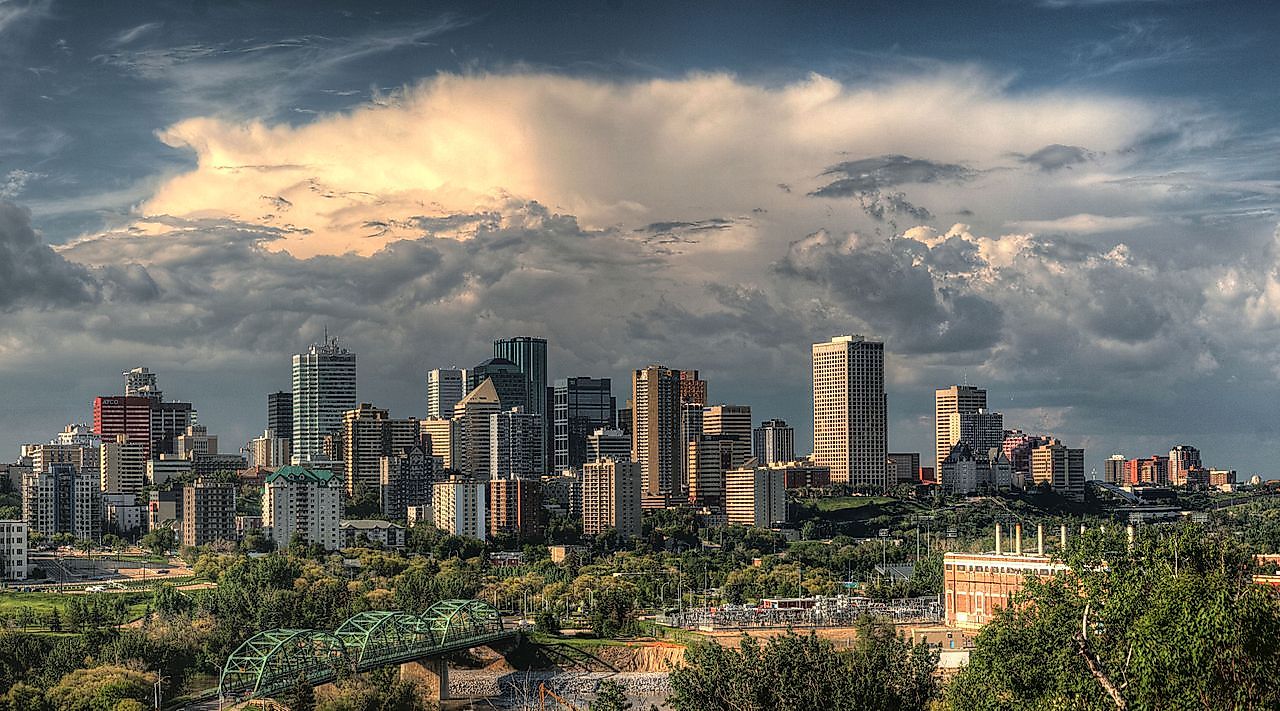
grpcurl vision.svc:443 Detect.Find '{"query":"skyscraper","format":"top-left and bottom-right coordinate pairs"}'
top-left (686, 435), bottom-right (736, 508)
top-left (267, 391), bottom-right (292, 448)
top-left (493, 337), bottom-right (548, 419)
top-left (582, 459), bottom-right (642, 538)
top-left (99, 435), bottom-right (145, 495)
top-left (753, 419), bottom-right (796, 465)
top-left (935, 385), bottom-right (987, 474)
top-left (341, 403), bottom-right (419, 497)
top-left (1104, 454), bottom-right (1126, 485)
top-left (632, 364), bottom-right (682, 502)
top-left (552, 377), bottom-right (616, 470)
top-left (1031, 439), bottom-right (1086, 501)
top-left (955, 408), bottom-right (1004, 459)
top-left (93, 396), bottom-right (153, 459)
top-left (467, 358), bottom-right (529, 412)
top-left (812, 335), bottom-right (887, 490)
top-left (123, 367), bottom-right (162, 399)
top-left (426, 368), bottom-right (467, 420)
top-left (703, 404), bottom-right (752, 468)
top-left (491, 408), bottom-right (544, 480)
top-left (677, 369), bottom-right (708, 405)
top-left (292, 337), bottom-right (357, 465)
top-left (1168, 445), bottom-right (1202, 487)
top-left (454, 379), bottom-right (502, 481)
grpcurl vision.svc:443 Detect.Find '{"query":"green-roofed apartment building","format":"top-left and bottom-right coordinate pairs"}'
top-left (262, 464), bottom-right (342, 552)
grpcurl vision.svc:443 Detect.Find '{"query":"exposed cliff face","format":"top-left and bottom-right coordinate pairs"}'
top-left (473, 640), bottom-right (686, 672)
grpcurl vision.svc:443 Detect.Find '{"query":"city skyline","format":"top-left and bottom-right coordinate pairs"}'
top-left (2, 2), bottom-right (1280, 476)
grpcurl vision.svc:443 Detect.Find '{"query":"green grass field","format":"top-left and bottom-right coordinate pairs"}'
top-left (0, 590), bottom-right (153, 628)
top-left (811, 496), bottom-right (897, 512)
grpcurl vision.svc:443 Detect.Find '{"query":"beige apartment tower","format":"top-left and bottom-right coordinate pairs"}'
top-left (811, 335), bottom-right (887, 490)
top-left (934, 385), bottom-right (987, 474)
top-left (582, 459), bottom-right (642, 538)
top-left (703, 404), bottom-right (752, 468)
top-left (631, 365), bottom-right (682, 501)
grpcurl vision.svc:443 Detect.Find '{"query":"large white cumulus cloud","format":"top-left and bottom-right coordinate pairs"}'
top-left (5, 68), bottom-right (1274, 472)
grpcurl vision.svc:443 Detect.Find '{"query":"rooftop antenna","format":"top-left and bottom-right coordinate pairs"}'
top-left (963, 371), bottom-right (968, 387)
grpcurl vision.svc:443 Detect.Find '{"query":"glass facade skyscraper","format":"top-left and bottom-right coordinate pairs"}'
top-left (553, 377), bottom-right (616, 470)
top-left (291, 337), bottom-right (357, 464)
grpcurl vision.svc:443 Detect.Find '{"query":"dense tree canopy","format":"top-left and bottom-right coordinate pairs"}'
top-left (668, 620), bottom-right (936, 711)
top-left (949, 524), bottom-right (1280, 710)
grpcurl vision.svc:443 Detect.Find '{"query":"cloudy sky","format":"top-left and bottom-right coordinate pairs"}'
top-left (1, 0), bottom-right (1278, 477)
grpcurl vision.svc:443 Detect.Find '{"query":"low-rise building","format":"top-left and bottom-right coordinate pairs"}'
top-left (768, 460), bottom-right (832, 489)
top-left (147, 456), bottom-right (192, 487)
top-left (148, 490), bottom-right (182, 531)
top-left (340, 519), bottom-right (407, 549)
top-left (944, 524), bottom-right (1070, 628)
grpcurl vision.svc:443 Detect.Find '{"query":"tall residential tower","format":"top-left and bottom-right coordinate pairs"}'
top-left (811, 335), bottom-right (887, 490)
top-left (291, 338), bottom-right (357, 465)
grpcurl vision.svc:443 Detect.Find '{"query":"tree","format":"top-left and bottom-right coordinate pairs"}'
top-left (590, 679), bottom-right (633, 711)
top-left (43, 665), bottom-right (154, 711)
top-left (285, 675), bottom-right (316, 711)
top-left (535, 609), bottom-right (561, 636)
top-left (668, 628), bottom-right (936, 711)
top-left (140, 528), bottom-right (175, 557)
top-left (948, 524), bottom-right (1280, 710)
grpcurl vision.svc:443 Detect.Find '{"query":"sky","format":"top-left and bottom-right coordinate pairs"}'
top-left (1, 0), bottom-right (1279, 477)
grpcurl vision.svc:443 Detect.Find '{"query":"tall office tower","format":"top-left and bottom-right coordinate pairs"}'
top-left (426, 368), bottom-right (467, 420)
top-left (488, 478), bottom-right (543, 538)
top-left (679, 402), bottom-right (704, 493)
top-left (812, 335), bottom-right (888, 490)
top-left (632, 365), bottom-right (683, 502)
top-left (552, 377), bottom-right (616, 470)
top-left (616, 406), bottom-right (633, 438)
top-left (490, 408), bottom-right (544, 480)
top-left (268, 391), bottom-right (293, 448)
top-left (703, 404), bottom-right (752, 467)
top-left (677, 369), bottom-right (708, 405)
top-left (419, 418), bottom-right (459, 470)
top-left (686, 436), bottom-right (737, 508)
top-left (1031, 439), bottom-right (1086, 501)
top-left (292, 337), bottom-right (357, 465)
top-left (1168, 445), bottom-right (1202, 486)
top-left (753, 419), bottom-right (795, 466)
top-left (379, 446), bottom-right (434, 520)
top-left (123, 367), bottom-right (162, 399)
top-left (467, 358), bottom-right (529, 412)
top-left (955, 409), bottom-right (1005, 459)
top-left (725, 464), bottom-right (787, 528)
top-left (935, 385), bottom-right (988, 473)
top-left (175, 424), bottom-right (219, 459)
top-left (151, 400), bottom-right (195, 457)
top-left (250, 429), bottom-right (291, 468)
top-left (182, 478), bottom-right (237, 547)
top-left (341, 403), bottom-right (419, 497)
top-left (22, 463), bottom-right (101, 540)
top-left (93, 396), bottom-right (153, 459)
top-left (453, 379), bottom-right (502, 481)
top-left (433, 474), bottom-right (487, 539)
top-left (587, 428), bottom-right (631, 463)
top-left (99, 435), bottom-right (145, 494)
top-left (494, 336), bottom-right (548, 419)
top-left (1104, 454), bottom-right (1127, 485)
top-left (262, 465), bottom-right (342, 552)
top-left (887, 452), bottom-right (921, 485)
top-left (581, 459), bottom-right (642, 538)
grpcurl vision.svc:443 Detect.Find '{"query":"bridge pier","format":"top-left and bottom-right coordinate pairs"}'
top-left (401, 658), bottom-right (449, 702)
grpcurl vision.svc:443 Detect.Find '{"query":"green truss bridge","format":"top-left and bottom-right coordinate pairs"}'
top-left (218, 599), bottom-right (516, 703)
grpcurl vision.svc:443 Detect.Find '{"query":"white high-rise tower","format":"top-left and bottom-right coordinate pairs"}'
top-left (291, 337), bottom-right (357, 464)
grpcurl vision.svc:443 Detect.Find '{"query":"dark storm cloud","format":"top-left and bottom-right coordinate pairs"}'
top-left (0, 200), bottom-right (98, 308)
top-left (809, 155), bottom-right (976, 198)
top-left (777, 229), bottom-right (1003, 354)
top-left (1017, 144), bottom-right (1094, 171)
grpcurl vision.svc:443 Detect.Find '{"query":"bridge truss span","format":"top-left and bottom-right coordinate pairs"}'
top-left (218, 599), bottom-right (514, 703)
